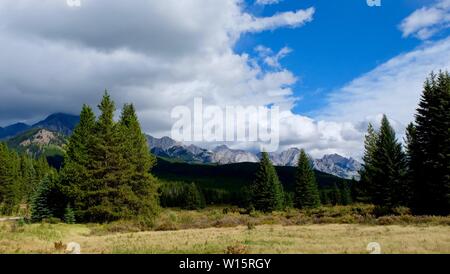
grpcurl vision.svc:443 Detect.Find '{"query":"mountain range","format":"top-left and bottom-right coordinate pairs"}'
top-left (1, 113), bottom-right (362, 179)
top-left (147, 136), bottom-right (362, 180)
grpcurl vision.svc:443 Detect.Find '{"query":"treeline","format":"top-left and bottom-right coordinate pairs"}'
top-left (159, 181), bottom-right (206, 210)
top-left (0, 143), bottom-right (54, 215)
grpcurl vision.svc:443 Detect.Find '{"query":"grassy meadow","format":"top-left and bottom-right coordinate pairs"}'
top-left (1, 205), bottom-right (449, 254)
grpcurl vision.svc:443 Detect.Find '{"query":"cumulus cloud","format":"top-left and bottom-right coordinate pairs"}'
top-left (0, 0), bottom-right (323, 153)
top-left (400, 0), bottom-right (450, 40)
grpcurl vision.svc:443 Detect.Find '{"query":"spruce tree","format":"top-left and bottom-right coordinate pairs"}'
top-left (359, 123), bottom-right (378, 202)
top-left (250, 152), bottom-right (284, 212)
top-left (409, 71), bottom-right (450, 215)
top-left (118, 103), bottom-right (160, 223)
top-left (370, 115), bottom-right (409, 208)
top-left (31, 175), bottom-right (54, 222)
top-left (64, 204), bottom-right (76, 224)
top-left (293, 149), bottom-right (320, 209)
top-left (60, 104), bottom-right (96, 221)
top-left (184, 182), bottom-right (205, 210)
top-left (85, 91), bottom-right (129, 221)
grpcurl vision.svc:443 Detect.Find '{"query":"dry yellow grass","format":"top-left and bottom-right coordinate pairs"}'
top-left (1, 222), bottom-right (449, 254)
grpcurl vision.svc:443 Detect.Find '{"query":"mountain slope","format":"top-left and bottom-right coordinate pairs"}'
top-left (0, 113), bottom-right (79, 140)
top-left (7, 128), bottom-right (66, 156)
top-left (0, 123), bottom-right (31, 140)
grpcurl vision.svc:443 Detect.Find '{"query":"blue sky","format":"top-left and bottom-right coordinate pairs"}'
top-left (237, 0), bottom-right (444, 116)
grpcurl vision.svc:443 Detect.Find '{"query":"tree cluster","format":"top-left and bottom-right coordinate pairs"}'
top-left (0, 143), bottom-right (53, 215)
top-left (59, 91), bottom-right (160, 224)
top-left (360, 71), bottom-right (450, 215)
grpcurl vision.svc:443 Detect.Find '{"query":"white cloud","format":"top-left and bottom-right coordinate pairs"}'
top-left (318, 37), bottom-right (450, 144)
top-left (255, 46), bottom-right (292, 69)
top-left (255, 0), bottom-right (282, 6)
top-left (0, 0), bottom-right (321, 151)
top-left (400, 0), bottom-right (450, 40)
top-left (237, 7), bottom-right (315, 33)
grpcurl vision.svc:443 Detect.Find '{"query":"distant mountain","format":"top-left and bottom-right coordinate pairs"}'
top-left (313, 154), bottom-right (362, 180)
top-left (146, 135), bottom-right (362, 180)
top-left (147, 135), bottom-right (213, 164)
top-left (212, 145), bottom-right (259, 164)
top-left (32, 113), bottom-right (79, 135)
top-left (267, 148), bottom-right (301, 166)
top-left (0, 113), bottom-right (79, 140)
top-left (0, 123), bottom-right (31, 139)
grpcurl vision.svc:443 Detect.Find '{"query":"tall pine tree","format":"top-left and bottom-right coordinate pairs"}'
top-left (250, 152), bottom-right (284, 212)
top-left (408, 71), bottom-right (450, 215)
top-left (367, 115), bottom-right (409, 208)
top-left (60, 104), bottom-right (96, 221)
top-left (359, 123), bottom-right (378, 202)
top-left (118, 103), bottom-right (160, 223)
top-left (293, 149), bottom-right (320, 209)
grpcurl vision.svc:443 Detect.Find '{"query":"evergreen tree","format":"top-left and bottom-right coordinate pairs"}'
top-left (31, 175), bottom-right (54, 222)
top-left (60, 104), bottom-right (96, 221)
top-left (338, 181), bottom-right (352, 205)
top-left (184, 182), bottom-right (205, 210)
top-left (81, 91), bottom-right (129, 222)
top-left (250, 152), bottom-right (284, 212)
top-left (359, 123), bottom-right (378, 202)
top-left (64, 204), bottom-right (76, 224)
top-left (293, 149), bottom-right (320, 209)
top-left (118, 103), bottom-right (160, 222)
top-left (409, 71), bottom-right (450, 215)
top-left (369, 115), bottom-right (409, 208)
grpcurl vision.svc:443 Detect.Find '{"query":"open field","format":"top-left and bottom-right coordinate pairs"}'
top-left (0, 222), bottom-right (449, 254)
top-left (1, 206), bottom-right (449, 254)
